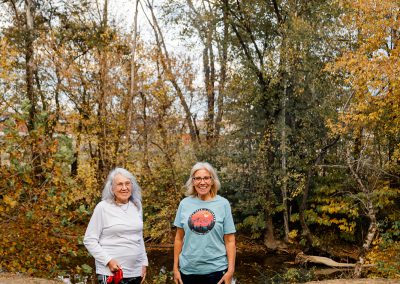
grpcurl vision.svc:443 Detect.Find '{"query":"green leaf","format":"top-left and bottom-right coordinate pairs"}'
top-left (81, 264), bottom-right (92, 274)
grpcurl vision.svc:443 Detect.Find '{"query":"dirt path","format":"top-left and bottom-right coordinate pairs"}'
top-left (0, 273), bottom-right (62, 284)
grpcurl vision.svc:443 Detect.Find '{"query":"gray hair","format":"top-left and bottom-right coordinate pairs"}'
top-left (185, 162), bottom-right (221, 198)
top-left (102, 167), bottom-right (142, 211)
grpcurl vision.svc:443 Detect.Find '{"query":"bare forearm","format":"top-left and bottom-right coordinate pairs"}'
top-left (174, 228), bottom-right (184, 271)
top-left (174, 240), bottom-right (183, 270)
top-left (173, 228), bottom-right (184, 284)
top-left (225, 234), bottom-right (236, 273)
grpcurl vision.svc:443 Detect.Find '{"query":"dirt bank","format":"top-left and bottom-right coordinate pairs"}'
top-left (0, 273), bottom-right (62, 284)
top-left (305, 279), bottom-right (400, 284)
top-left (0, 273), bottom-right (399, 284)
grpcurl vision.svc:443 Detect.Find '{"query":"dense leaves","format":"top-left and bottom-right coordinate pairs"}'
top-left (0, 0), bottom-right (398, 281)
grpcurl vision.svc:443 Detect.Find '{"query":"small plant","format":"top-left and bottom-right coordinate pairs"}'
top-left (269, 268), bottom-right (315, 283)
top-left (151, 266), bottom-right (173, 284)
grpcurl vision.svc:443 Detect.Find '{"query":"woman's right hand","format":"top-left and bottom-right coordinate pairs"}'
top-left (107, 259), bottom-right (121, 273)
top-left (173, 228), bottom-right (185, 284)
top-left (173, 268), bottom-right (183, 284)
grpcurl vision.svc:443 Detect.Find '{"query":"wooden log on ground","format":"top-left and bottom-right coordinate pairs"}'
top-left (295, 252), bottom-right (374, 268)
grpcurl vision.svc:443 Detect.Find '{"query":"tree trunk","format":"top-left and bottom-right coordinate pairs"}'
top-left (186, 0), bottom-right (226, 143)
top-left (278, 22), bottom-right (290, 243)
top-left (263, 203), bottom-right (275, 248)
top-left (281, 76), bottom-right (289, 243)
top-left (24, 0), bottom-right (42, 179)
top-left (140, 91), bottom-right (151, 175)
top-left (299, 165), bottom-right (315, 248)
top-left (97, 0), bottom-right (109, 180)
top-left (299, 136), bottom-right (340, 249)
top-left (347, 153), bottom-right (378, 278)
top-left (354, 202), bottom-right (377, 278)
top-left (204, 42), bottom-right (215, 143)
top-left (25, 0), bottom-right (35, 133)
top-left (214, 1), bottom-right (228, 139)
top-left (263, 184), bottom-right (288, 250)
top-left (126, 0), bottom-right (140, 140)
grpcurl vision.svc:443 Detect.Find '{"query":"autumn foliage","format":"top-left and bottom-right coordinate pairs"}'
top-left (0, 0), bottom-right (399, 281)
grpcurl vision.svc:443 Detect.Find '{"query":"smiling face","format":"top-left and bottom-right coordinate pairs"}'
top-left (193, 169), bottom-right (213, 200)
top-left (112, 174), bottom-right (132, 204)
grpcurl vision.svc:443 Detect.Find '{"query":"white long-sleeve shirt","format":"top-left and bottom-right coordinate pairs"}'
top-left (84, 200), bottom-right (148, 277)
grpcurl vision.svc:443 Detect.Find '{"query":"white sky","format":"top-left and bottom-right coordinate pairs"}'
top-left (109, 0), bottom-right (201, 54)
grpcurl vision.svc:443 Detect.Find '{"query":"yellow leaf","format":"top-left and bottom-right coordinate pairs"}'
top-left (3, 195), bottom-right (17, 208)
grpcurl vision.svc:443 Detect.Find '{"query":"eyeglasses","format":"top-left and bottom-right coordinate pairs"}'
top-left (192, 176), bottom-right (212, 183)
top-left (115, 181), bottom-right (131, 188)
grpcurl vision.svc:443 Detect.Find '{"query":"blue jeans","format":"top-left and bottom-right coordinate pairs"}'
top-left (180, 270), bottom-right (225, 284)
top-left (97, 274), bottom-right (142, 284)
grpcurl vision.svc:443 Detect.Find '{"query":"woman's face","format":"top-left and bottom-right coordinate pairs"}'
top-left (193, 169), bottom-right (213, 200)
top-left (112, 174), bottom-right (132, 204)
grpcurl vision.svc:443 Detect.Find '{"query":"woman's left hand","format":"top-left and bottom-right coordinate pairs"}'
top-left (140, 266), bottom-right (147, 283)
top-left (217, 271), bottom-right (234, 284)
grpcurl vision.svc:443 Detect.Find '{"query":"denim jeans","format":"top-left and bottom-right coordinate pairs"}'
top-left (180, 270), bottom-right (225, 284)
top-left (97, 274), bottom-right (142, 284)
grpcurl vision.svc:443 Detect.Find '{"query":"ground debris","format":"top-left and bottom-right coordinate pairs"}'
top-left (305, 279), bottom-right (400, 284)
top-left (0, 273), bottom-right (62, 284)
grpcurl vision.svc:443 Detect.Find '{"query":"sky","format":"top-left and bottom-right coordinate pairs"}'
top-left (111, 0), bottom-right (202, 52)
top-left (0, 0), bottom-right (207, 118)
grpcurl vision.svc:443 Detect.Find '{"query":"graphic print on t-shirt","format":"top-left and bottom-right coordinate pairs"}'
top-left (188, 208), bottom-right (216, 234)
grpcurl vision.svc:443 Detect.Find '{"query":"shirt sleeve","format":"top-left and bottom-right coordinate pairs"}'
top-left (83, 203), bottom-right (112, 266)
top-left (140, 205), bottom-right (149, 266)
top-left (223, 200), bottom-right (236, 234)
top-left (173, 201), bottom-right (183, 228)
top-left (140, 237), bottom-right (149, 266)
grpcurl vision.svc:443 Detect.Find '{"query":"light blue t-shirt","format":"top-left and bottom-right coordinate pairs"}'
top-left (173, 195), bottom-right (236, 275)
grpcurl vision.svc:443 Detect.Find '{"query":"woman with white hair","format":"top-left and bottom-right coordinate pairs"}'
top-left (173, 162), bottom-right (236, 284)
top-left (84, 168), bottom-right (148, 284)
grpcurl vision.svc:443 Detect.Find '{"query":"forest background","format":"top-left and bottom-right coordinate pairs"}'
top-left (0, 0), bottom-right (399, 282)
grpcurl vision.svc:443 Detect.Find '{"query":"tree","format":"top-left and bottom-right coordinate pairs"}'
top-left (330, 0), bottom-right (400, 277)
top-left (143, 0), bottom-right (200, 150)
top-left (171, 0), bottom-right (229, 145)
top-left (220, 0), bottom-right (346, 249)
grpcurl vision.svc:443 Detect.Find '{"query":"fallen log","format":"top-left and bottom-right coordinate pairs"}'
top-left (295, 252), bottom-right (374, 268)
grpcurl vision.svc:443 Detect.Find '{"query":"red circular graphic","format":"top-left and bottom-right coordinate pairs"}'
top-left (188, 208), bottom-right (216, 234)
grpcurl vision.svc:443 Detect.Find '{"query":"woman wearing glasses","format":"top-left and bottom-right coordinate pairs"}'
top-left (173, 162), bottom-right (236, 284)
top-left (84, 168), bottom-right (148, 284)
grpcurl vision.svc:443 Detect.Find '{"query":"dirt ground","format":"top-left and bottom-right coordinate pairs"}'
top-left (0, 273), bottom-right (62, 284)
top-left (305, 280), bottom-right (400, 284)
top-left (0, 273), bottom-right (399, 284)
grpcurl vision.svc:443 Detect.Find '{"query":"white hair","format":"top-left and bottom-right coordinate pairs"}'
top-left (185, 162), bottom-right (221, 197)
top-left (102, 167), bottom-right (142, 211)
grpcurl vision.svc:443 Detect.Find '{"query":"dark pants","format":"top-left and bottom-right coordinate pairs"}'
top-left (180, 270), bottom-right (225, 284)
top-left (97, 274), bottom-right (142, 284)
